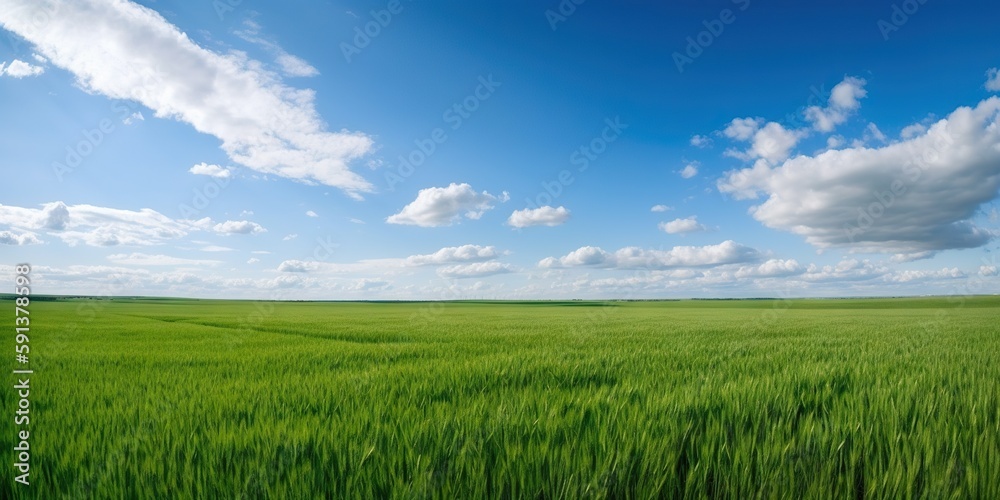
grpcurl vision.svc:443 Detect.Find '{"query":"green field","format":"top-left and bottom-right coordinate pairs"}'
top-left (3, 297), bottom-right (999, 498)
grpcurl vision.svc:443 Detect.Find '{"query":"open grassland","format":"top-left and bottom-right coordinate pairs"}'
top-left (2, 297), bottom-right (999, 498)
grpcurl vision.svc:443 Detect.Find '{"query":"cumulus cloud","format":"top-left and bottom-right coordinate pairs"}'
top-left (346, 278), bottom-right (390, 291)
top-left (749, 122), bottom-right (806, 164)
top-left (884, 267), bottom-right (965, 283)
top-left (804, 76), bottom-right (867, 132)
top-left (0, 230), bottom-right (41, 245)
top-left (507, 206), bottom-right (570, 228)
top-left (734, 259), bottom-right (803, 278)
top-left (680, 163), bottom-right (699, 179)
top-left (404, 245), bottom-right (500, 266)
top-left (0, 201), bottom-right (271, 246)
top-left (437, 261), bottom-right (516, 279)
top-left (852, 122), bottom-right (888, 148)
top-left (651, 205), bottom-right (673, 212)
top-left (723, 117), bottom-right (763, 141)
top-left (900, 123), bottom-right (927, 140)
top-left (826, 135), bottom-right (846, 150)
top-left (718, 98), bottom-right (1000, 255)
top-left (387, 183), bottom-right (508, 227)
top-left (0, 0), bottom-right (374, 197)
top-left (798, 259), bottom-right (889, 284)
top-left (659, 217), bottom-right (707, 234)
top-left (277, 260), bottom-right (315, 273)
top-left (305, 210), bottom-right (318, 217)
top-left (0, 58), bottom-right (44, 78)
top-left (189, 162), bottom-right (231, 178)
top-left (539, 240), bottom-right (760, 270)
top-left (213, 220), bottom-right (266, 235)
top-left (987, 68), bottom-right (1000, 92)
top-left (0, 201), bottom-right (187, 246)
top-left (690, 134), bottom-right (711, 148)
top-left (725, 122), bottom-right (806, 164)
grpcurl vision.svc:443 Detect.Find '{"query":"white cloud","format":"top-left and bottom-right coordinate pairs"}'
top-left (750, 122), bottom-right (805, 164)
top-left (980, 265), bottom-right (998, 276)
top-left (305, 210), bottom-right (318, 217)
top-left (275, 53), bottom-right (319, 78)
top-left (851, 122), bottom-right (888, 148)
top-left (189, 162), bottom-right (231, 178)
top-left (199, 245), bottom-right (234, 252)
top-left (0, 230), bottom-right (41, 245)
top-left (723, 117), bottom-right (763, 141)
top-left (680, 162), bottom-right (699, 179)
top-left (884, 267), bottom-right (965, 283)
top-left (123, 111), bottom-right (144, 125)
top-left (986, 68), bottom-right (1000, 92)
top-left (0, 201), bottom-right (274, 246)
top-left (889, 251), bottom-right (934, 263)
top-left (651, 205), bottom-right (673, 212)
top-left (247, 258), bottom-right (260, 264)
top-left (507, 206), bottom-right (570, 228)
top-left (659, 216), bottom-right (707, 234)
top-left (804, 76), bottom-right (867, 132)
top-left (346, 278), bottom-right (390, 291)
top-left (277, 260), bottom-right (315, 273)
top-left (107, 252), bottom-right (221, 266)
top-left (690, 134), bottom-right (711, 148)
top-left (539, 240), bottom-right (760, 270)
top-left (348, 218), bottom-right (365, 224)
top-left (734, 259), bottom-right (803, 278)
top-left (282, 233), bottom-right (298, 241)
top-left (234, 19), bottom-right (319, 78)
top-left (437, 262), bottom-right (516, 279)
top-left (795, 259), bottom-right (890, 284)
top-left (0, 0), bottom-right (373, 197)
top-left (213, 220), bottom-right (266, 235)
top-left (387, 183), bottom-right (508, 227)
top-left (0, 58), bottom-right (44, 78)
top-left (0, 201), bottom-right (188, 246)
top-left (718, 98), bottom-right (1000, 255)
top-left (826, 135), bottom-right (845, 149)
top-left (900, 123), bottom-right (927, 140)
top-left (404, 245), bottom-right (500, 266)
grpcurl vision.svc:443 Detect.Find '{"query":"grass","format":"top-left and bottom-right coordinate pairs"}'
top-left (2, 297), bottom-right (999, 498)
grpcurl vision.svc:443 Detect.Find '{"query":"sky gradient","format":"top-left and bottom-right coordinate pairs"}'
top-left (2, 0), bottom-right (1000, 299)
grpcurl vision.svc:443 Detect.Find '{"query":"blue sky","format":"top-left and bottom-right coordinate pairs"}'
top-left (2, 0), bottom-right (1000, 299)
